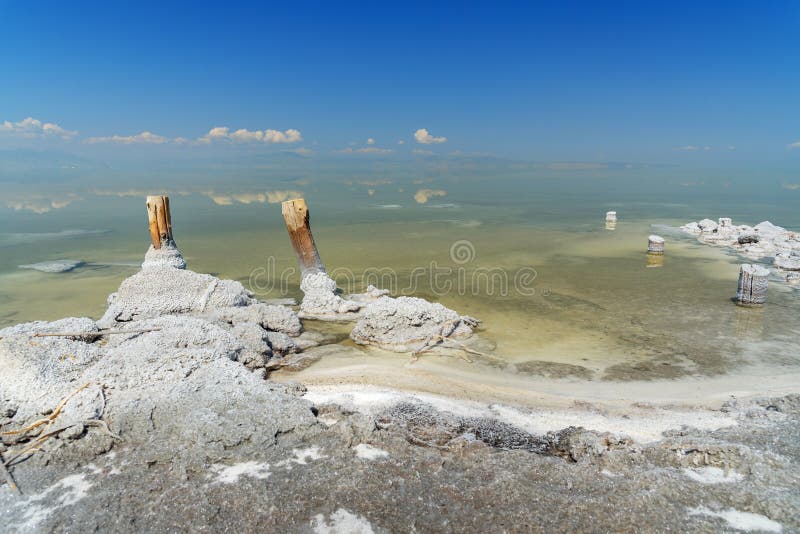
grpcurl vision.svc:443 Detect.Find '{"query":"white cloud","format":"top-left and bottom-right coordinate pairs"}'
top-left (789, 140), bottom-right (800, 149)
top-left (0, 117), bottom-right (78, 139)
top-left (85, 131), bottom-right (169, 145)
top-left (199, 126), bottom-right (302, 144)
top-left (264, 128), bottom-right (302, 143)
top-left (414, 128), bottom-right (447, 144)
top-left (676, 145), bottom-right (699, 151)
top-left (412, 149), bottom-right (433, 155)
top-left (397, 140), bottom-right (405, 145)
top-left (367, 137), bottom-right (375, 145)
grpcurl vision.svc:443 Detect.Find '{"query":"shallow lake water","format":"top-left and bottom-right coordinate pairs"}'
top-left (2, 164), bottom-right (799, 403)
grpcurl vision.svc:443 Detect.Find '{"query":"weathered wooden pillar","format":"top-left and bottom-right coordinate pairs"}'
top-left (281, 198), bottom-right (326, 278)
top-left (735, 264), bottom-right (769, 305)
top-left (648, 235), bottom-right (665, 254)
top-left (146, 195), bottom-right (174, 249)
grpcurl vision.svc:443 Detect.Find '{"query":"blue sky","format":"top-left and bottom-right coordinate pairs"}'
top-left (1, 1), bottom-right (799, 165)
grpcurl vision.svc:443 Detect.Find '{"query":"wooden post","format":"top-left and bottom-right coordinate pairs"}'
top-left (648, 235), bottom-right (665, 254)
top-left (146, 195), bottom-right (174, 249)
top-left (646, 253), bottom-right (664, 268)
top-left (282, 198), bottom-right (326, 278)
top-left (735, 264), bottom-right (769, 305)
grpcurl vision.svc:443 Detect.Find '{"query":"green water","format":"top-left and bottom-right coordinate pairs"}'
top-left (2, 165), bottom-right (799, 390)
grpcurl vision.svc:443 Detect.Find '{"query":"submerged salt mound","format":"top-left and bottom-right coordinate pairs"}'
top-left (18, 259), bottom-right (84, 273)
top-left (350, 296), bottom-right (478, 352)
top-left (299, 272), bottom-right (362, 320)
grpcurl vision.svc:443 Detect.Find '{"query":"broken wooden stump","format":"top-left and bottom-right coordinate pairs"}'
top-left (143, 195), bottom-right (186, 269)
top-left (281, 198), bottom-right (363, 320)
top-left (281, 198), bottom-right (326, 279)
top-left (146, 195), bottom-right (174, 249)
top-left (735, 264), bottom-right (769, 306)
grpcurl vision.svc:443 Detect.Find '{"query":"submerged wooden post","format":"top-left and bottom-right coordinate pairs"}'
top-left (735, 264), bottom-right (769, 306)
top-left (146, 195), bottom-right (174, 249)
top-left (281, 198), bottom-right (325, 278)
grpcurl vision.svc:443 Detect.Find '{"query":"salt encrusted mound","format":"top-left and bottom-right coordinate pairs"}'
top-left (298, 272), bottom-right (362, 320)
top-left (350, 296), bottom-right (479, 352)
top-left (142, 242), bottom-right (187, 270)
top-left (212, 302), bottom-right (302, 336)
top-left (0, 317), bottom-right (103, 407)
top-left (100, 267), bottom-right (253, 326)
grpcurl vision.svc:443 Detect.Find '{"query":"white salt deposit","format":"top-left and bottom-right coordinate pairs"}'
top-left (312, 508), bottom-right (376, 534)
top-left (682, 466), bottom-right (744, 484)
top-left (209, 461), bottom-right (272, 484)
top-left (688, 506), bottom-right (782, 532)
top-left (354, 444), bottom-right (389, 460)
top-left (289, 447), bottom-right (326, 465)
top-left (304, 385), bottom-right (738, 444)
top-left (13, 474), bottom-right (93, 529)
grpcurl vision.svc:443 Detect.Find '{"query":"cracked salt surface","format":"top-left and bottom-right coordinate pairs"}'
top-left (688, 506), bottom-right (782, 532)
top-left (354, 444), bottom-right (389, 460)
top-left (312, 508), bottom-right (376, 534)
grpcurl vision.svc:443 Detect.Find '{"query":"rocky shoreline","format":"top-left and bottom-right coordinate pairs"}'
top-left (680, 217), bottom-right (800, 286)
top-left (1, 245), bottom-right (799, 532)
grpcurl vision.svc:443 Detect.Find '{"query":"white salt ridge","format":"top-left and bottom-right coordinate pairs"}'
top-left (210, 461), bottom-right (272, 484)
top-left (354, 444), bottom-right (389, 460)
top-left (682, 466), bottom-right (744, 484)
top-left (688, 506), bottom-right (782, 532)
top-left (304, 385), bottom-right (737, 443)
top-left (312, 508), bottom-right (376, 534)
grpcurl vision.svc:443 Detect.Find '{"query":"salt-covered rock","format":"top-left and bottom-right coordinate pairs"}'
top-left (298, 272), bottom-right (362, 320)
top-left (698, 219), bottom-right (718, 232)
top-left (775, 253), bottom-right (800, 271)
top-left (99, 266), bottom-right (253, 326)
top-left (215, 302), bottom-right (302, 336)
top-left (265, 331), bottom-right (300, 356)
top-left (754, 221), bottom-right (786, 237)
top-left (681, 222), bottom-right (701, 234)
top-left (142, 242), bottom-right (187, 270)
top-left (738, 234), bottom-right (760, 245)
top-left (350, 296), bottom-right (479, 352)
top-left (0, 317), bottom-right (103, 407)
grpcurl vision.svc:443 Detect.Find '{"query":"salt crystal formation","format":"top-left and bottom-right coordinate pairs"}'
top-left (681, 217), bottom-right (800, 283)
top-left (298, 272), bottom-right (363, 320)
top-left (350, 296), bottom-right (479, 352)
